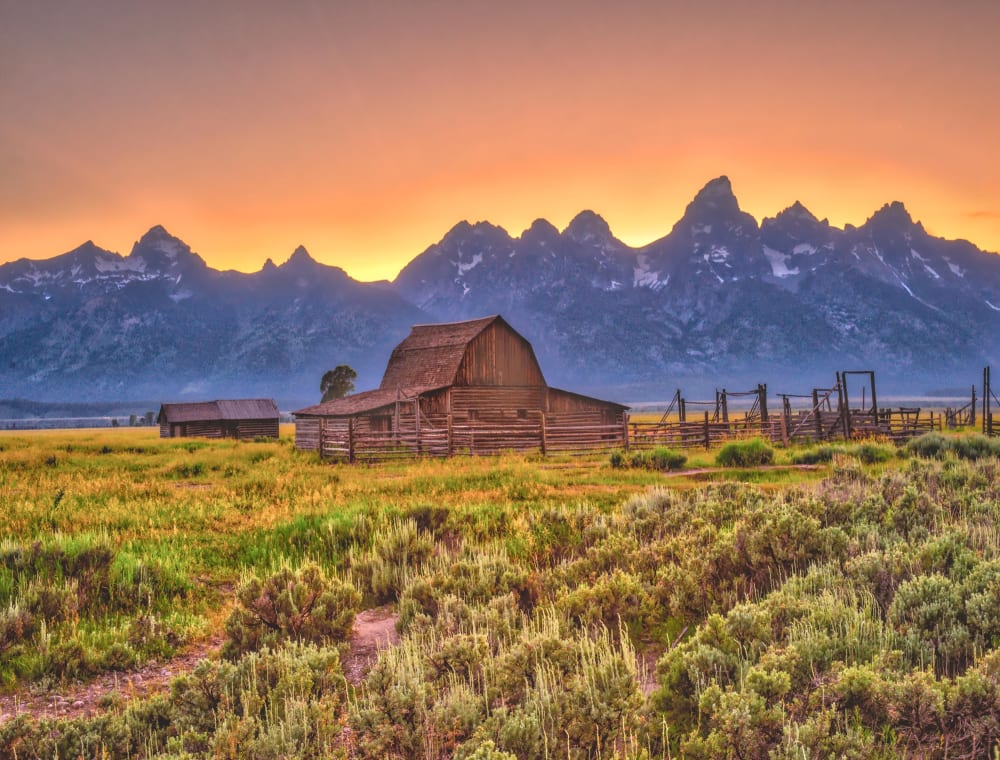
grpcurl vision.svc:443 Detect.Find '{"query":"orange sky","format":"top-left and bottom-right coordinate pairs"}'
top-left (2, 1), bottom-right (999, 282)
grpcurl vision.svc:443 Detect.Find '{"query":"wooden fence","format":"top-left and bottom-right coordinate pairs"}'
top-left (317, 415), bottom-right (628, 463)
top-left (314, 406), bottom-right (948, 462)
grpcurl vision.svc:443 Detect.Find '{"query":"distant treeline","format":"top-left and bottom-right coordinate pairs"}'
top-left (0, 398), bottom-right (159, 419)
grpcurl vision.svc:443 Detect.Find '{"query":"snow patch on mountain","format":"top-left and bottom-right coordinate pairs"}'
top-left (453, 253), bottom-right (483, 276)
top-left (633, 255), bottom-right (666, 290)
top-left (763, 246), bottom-right (800, 278)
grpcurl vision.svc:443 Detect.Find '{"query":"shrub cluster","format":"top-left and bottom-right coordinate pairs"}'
top-left (715, 438), bottom-right (774, 467)
top-left (610, 446), bottom-right (687, 471)
top-left (907, 431), bottom-right (1000, 460)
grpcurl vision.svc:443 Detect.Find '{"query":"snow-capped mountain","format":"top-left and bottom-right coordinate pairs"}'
top-left (394, 177), bottom-right (1000, 394)
top-left (0, 230), bottom-right (422, 401)
top-left (2, 177), bottom-right (998, 403)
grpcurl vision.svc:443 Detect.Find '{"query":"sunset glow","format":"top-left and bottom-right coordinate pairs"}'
top-left (3, 1), bottom-right (999, 281)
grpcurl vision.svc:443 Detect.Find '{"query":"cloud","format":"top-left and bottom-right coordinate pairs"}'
top-left (965, 210), bottom-right (1000, 220)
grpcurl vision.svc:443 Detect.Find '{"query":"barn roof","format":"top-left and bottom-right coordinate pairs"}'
top-left (379, 315), bottom-right (504, 390)
top-left (294, 387), bottom-right (437, 418)
top-left (158, 398), bottom-right (279, 423)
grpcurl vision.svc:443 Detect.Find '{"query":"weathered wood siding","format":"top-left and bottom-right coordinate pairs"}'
top-left (450, 386), bottom-right (548, 418)
top-left (548, 389), bottom-right (624, 424)
top-left (295, 418), bottom-right (321, 450)
top-left (455, 321), bottom-right (545, 387)
top-left (161, 419), bottom-right (278, 440)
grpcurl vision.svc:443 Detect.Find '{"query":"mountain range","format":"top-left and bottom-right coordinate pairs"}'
top-left (2, 177), bottom-right (998, 406)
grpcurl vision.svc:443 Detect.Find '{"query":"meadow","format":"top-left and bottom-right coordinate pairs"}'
top-left (1, 425), bottom-right (999, 758)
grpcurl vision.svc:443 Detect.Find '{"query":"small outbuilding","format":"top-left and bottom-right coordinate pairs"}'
top-left (157, 398), bottom-right (280, 439)
top-left (293, 315), bottom-right (627, 460)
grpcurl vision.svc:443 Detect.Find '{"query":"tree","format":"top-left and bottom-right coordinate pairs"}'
top-left (320, 365), bottom-right (357, 402)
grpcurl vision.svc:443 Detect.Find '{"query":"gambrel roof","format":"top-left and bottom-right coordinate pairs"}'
top-left (378, 315), bottom-right (506, 390)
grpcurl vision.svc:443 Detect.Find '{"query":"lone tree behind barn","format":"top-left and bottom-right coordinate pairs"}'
top-left (293, 315), bottom-right (627, 460)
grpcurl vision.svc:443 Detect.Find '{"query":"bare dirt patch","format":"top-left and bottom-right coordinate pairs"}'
top-left (342, 605), bottom-right (399, 686)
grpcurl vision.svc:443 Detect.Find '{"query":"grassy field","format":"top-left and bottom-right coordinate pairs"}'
top-left (1, 426), bottom-right (999, 758)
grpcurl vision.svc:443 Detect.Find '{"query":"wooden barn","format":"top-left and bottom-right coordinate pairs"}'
top-left (158, 398), bottom-right (280, 439)
top-left (293, 315), bottom-right (628, 460)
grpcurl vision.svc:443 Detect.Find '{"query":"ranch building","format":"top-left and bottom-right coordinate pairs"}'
top-left (293, 315), bottom-right (628, 460)
top-left (157, 398), bottom-right (280, 439)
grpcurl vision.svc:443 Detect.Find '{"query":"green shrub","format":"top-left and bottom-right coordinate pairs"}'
top-left (223, 563), bottom-right (360, 659)
top-left (790, 445), bottom-right (842, 464)
top-left (906, 432), bottom-right (952, 459)
top-left (716, 439), bottom-right (774, 467)
top-left (906, 432), bottom-right (1000, 461)
top-left (609, 447), bottom-right (687, 471)
top-left (851, 442), bottom-right (896, 464)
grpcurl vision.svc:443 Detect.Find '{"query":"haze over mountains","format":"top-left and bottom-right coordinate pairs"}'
top-left (2, 177), bottom-right (998, 405)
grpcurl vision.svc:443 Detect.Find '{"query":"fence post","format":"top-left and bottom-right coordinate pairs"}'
top-left (703, 411), bottom-right (710, 449)
top-left (622, 413), bottom-right (629, 452)
top-left (758, 384), bottom-right (769, 424)
top-left (415, 401), bottom-right (422, 456)
top-left (539, 412), bottom-right (548, 456)
top-left (319, 418), bottom-right (327, 460)
top-left (812, 389), bottom-right (822, 438)
top-left (971, 384), bottom-right (977, 428)
top-left (347, 417), bottom-right (355, 464)
top-left (447, 414), bottom-right (453, 456)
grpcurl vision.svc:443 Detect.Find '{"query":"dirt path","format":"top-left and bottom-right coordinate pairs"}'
top-left (662, 464), bottom-right (821, 477)
top-left (0, 634), bottom-right (224, 724)
top-left (0, 606), bottom-right (401, 725)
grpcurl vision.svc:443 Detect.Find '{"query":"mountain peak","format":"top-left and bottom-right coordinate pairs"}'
top-left (440, 220), bottom-right (509, 246)
top-left (281, 245), bottom-right (318, 269)
top-left (779, 201), bottom-right (819, 223)
top-left (694, 175), bottom-right (737, 203)
top-left (129, 225), bottom-right (202, 269)
top-left (136, 224), bottom-right (179, 248)
top-left (564, 210), bottom-right (612, 244)
top-left (682, 176), bottom-right (744, 221)
top-left (867, 201), bottom-right (914, 228)
top-left (521, 218), bottom-right (560, 242)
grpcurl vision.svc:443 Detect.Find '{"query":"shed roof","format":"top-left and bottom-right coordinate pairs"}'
top-left (158, 398), bottom-right (279, 424)
top-left (379, 315), bottom-right (501, 390)
top-left (294, 387), bottom-right (437, 418)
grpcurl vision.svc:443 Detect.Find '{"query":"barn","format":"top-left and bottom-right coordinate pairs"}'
top-left (293, 315), bottom-right (627, 460)
top-left (157, 398), bottom-right (280, 439)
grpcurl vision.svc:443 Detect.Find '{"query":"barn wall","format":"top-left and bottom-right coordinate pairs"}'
top-left (455, 322), bottom-right (545, 387)
top-left (450, 386), bottom-right (548, 414)
top-left (160, 424), bottom-right (170, 438)
top-left (548, 389), bottom-right (625, 425)
top-left (234, 419), bottom-right (279, 439)
top-left (295, 418), bottom-right (321, 450)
